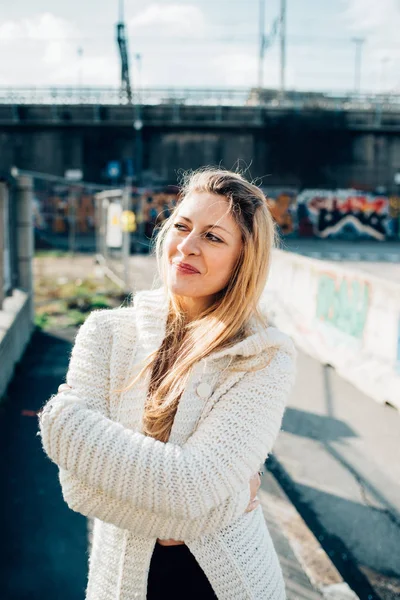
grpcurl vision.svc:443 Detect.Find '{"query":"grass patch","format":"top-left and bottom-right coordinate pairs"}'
top-left (34, 272), bottom-right (128, 331)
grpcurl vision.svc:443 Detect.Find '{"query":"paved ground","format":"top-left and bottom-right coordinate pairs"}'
top-left (0, 325), bottom-right (324, 600)
top-left (272, 352), bottom-right (400, 600)
top-left (0, 328), bottom-right (88, 600)
top-left (280, 238), bottom-right (400, 265)
top-left (279, 237), bottom-right (400, 284)
top-left (6, 250), bottom-right (399, 600)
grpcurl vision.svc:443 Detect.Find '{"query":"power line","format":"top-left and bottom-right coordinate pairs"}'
top-left (258, 0), bottom-right (266, 89)
top-left (4, 33), bottom-right (390, 44)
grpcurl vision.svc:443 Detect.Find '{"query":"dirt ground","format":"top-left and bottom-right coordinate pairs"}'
top-left (33, 251), bottom-right (158, 329)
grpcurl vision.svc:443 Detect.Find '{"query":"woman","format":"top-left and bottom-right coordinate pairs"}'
top-left (38, 168), bottom-right (297, 600)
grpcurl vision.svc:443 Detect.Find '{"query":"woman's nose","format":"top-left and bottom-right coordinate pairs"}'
top-left (177, 232), bottom-right (201, 255)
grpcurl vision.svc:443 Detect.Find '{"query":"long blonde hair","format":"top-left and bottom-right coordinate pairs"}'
top-left (127, 168), bottom-right (277, 442)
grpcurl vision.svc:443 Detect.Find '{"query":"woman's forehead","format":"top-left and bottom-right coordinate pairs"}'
top-left (179, 192), bottom-right (231, 217)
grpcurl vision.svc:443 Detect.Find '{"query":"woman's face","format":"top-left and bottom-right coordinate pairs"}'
top-left (165, 191), bottom-right (243, 316)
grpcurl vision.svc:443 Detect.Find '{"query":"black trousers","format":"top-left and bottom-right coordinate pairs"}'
top-left (147, 542), bottom-right (217, 599)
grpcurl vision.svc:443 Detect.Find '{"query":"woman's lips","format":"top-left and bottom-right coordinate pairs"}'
top-left (174, 263), bottom-right (200, 275)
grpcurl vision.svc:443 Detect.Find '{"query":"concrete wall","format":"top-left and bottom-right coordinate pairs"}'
top-left (262, 250), bottom-right (400, 410)
top-left (0, 104), bottom-right (399, 192)
top-left (0, 177), bottom-right (34, 400)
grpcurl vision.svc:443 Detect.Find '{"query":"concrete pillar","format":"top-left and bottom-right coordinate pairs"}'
top-left (15, 176), bottom-right (34, 296)
top-left (0, 182), bottom-right (6, 308)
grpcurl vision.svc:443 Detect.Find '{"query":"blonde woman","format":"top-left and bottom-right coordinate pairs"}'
top-left (38, 169), bottom-right (297, 600)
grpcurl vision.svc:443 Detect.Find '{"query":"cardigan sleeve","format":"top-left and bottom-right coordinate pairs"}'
top-left (58, 468), bottom-right (251, 539)
top-left (55, 309), bottom-right (112, 414)
top-left (38, 309), bottom-right (296, 520)
top-left (43, 309), bottom-right (251, 529)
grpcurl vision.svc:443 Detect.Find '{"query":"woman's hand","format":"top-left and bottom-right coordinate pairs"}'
top-left (58, 382), bottom-right (262, 515)
top-left (58, 383), bottom-right (72, 393)
top-left (245, 471), bottom-right (261, 513)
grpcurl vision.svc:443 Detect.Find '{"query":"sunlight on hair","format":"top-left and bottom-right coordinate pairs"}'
top-left (118, 167), bottom-right (277, 442)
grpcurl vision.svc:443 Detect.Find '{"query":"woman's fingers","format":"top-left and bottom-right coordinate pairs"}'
top-left (245, 470), bottom-right (263, 513)
top-left (58, 383), bottom-right (72, 393)
top-left (244, 497), bottom-right (260, 513)
top-left (249, 472), bottom-right (261, 498)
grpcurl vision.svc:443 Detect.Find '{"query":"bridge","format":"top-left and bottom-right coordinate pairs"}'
top-left (0, 86), bottom-right (399, 193)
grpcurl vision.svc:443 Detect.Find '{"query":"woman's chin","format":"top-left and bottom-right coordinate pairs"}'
top-left (168, 280), bottom-right (192, 296)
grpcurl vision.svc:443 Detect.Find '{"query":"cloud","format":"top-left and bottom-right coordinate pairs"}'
top-left (341, 0), bottom-right (400, 91)
top-left (0, 12), bottom-right (77, 74)
top-left (211, 51), bottom-right (258, 87)
top-left (129, 3), bottom-right (206, 37)
top-left (55, 55), bottom-right (119, 86)
top-left (341, 0), bottom-right (400, 36)
top-left (0, 13), bottom-right (73, 43)
top-left (0, 12), bottom-right (119, 86)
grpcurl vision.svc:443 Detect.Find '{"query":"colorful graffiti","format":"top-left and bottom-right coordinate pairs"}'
top-left (33, 180), bottom-right (400, 246)
top-left (34, 190), bottom-right (96, 234)
top-left (316, 272), bottom-right (370, 339)
top-left (296, 189), bottom-right (399, 240)
top-left (33, 182), bottom-right (180, 249)
top-left (264, 190), bottom-right (297, 235)
top-left (140, 190), bottom-right (179, 239)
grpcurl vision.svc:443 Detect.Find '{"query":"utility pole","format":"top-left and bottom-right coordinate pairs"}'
top-left (116, 0), bottom-right (132, 103)
top-left (122, 178), bottom-right (132, 288)
top-left (135, 53), bottom-right (142, 104)
top-left (279, 0), bottom-right (286, 102)
top-left (380, 56), bottom-right (389, 95)
top-left (352, 37), bottom-right (365, 96)
top-left (258, 0), bottom-right (266, 89)
top-left (77, 46), bottom-right (83, 90)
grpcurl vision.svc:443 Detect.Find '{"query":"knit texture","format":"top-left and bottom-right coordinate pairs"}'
top-left (38, 286), bottom-right (297, 600)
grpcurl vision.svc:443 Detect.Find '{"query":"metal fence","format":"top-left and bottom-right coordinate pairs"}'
top-left (30, 171), bottom-right (178, 255)
top-left (0, 86), bottom-right (399, 112)
top-left (0, 180), bottom-right (19, 308)
top-left (0, 176), bottom-right (35, 399)
top-left (93, 183), bottom-right (179, 288)
top-left (21, 169), bottom-right (179, 289)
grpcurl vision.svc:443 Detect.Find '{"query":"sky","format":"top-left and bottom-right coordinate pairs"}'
top-left (0, 0), bottom-right (399, 93)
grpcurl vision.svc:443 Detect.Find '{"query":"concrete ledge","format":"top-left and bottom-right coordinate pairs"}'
top-left (263, 249), bottom-right (400, 411)
top-left (0, 289), bottom-right (34, 400)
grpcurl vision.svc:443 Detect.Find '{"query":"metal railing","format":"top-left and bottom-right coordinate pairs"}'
top-left (22, 169), bottom-right (177, 259)
top-left (0, 180), bottom-right (18, 308)
top-left (0, 86), bottom-right (399, 112)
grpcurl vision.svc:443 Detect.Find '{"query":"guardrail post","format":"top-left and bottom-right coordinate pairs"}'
top-left (15, 176), bottom-right (34, 302)
top-left (0, 182), bottom-right (6, 308)
top-left (172, 104), bottom-right (180, 122)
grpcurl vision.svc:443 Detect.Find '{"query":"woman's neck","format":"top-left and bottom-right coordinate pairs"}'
top-left (178, 295), bottom-right (213, 322)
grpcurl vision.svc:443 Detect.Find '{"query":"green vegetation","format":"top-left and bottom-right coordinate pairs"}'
top-left (34, 269), bottom-right (127, 331)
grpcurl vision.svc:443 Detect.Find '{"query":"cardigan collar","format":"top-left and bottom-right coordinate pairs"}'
top-left (133, 286), bottom-right (293, 363)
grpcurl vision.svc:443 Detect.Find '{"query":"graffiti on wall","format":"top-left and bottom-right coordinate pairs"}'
top-left (34, 189), bottom-right (96, 234)
top-left (33, 182), bottom-right (180, 248)
top-left (316, 272), bottom-right (370, 339)
top-left (264, 190), bottom-right (297, 235)
top-left (296, 190), bottom-right (399, 240)
top-left (33, 180), bottom-right (400, 246)
top-left (140, 190), bottom-right (179, 239)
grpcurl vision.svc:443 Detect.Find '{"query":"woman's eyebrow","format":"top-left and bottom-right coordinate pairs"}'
top-left (177, 215), bottom-right (232, 236)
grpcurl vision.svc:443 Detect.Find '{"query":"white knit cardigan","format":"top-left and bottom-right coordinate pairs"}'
top-left (38, 287), bottom-right (297, 600)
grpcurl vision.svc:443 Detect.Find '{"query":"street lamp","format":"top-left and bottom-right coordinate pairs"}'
top-left (352, 37), bottom-right (365, 96)
top-left (77, 46), bottom-right (84, 92)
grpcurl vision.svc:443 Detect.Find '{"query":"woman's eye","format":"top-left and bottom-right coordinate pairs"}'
top-left (173, 223), bottom-right (222, 243)
top-left (205, 232), bottom-right (223, 243)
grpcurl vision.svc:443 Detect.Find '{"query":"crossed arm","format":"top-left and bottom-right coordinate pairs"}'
top-left (57, 382), bottom-right (260, 540)
top-left (38, 311), bottom-right (295, 528)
